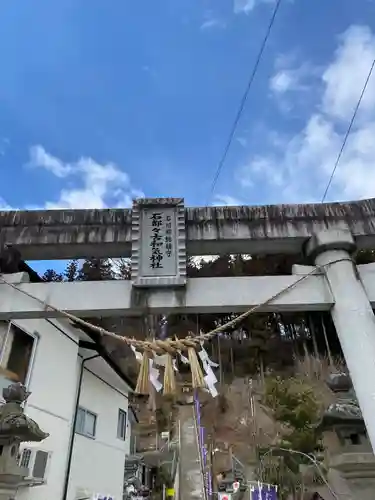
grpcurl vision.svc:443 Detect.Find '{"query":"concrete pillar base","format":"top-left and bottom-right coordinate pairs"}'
top-left (0, 486), bottom-right (18, 500)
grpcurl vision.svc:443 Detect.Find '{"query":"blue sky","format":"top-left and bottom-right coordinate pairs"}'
top-left (1, 0), bottom-right (375, 274)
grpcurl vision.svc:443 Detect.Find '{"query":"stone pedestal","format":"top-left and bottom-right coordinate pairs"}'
top-left (326, 451), bottom-right (375, 500)
top-left (0, 472), bottom-right (27, 500)
top-left (0, 486), bottom-right (18, 500)
top-left (0, 450), bottom-right (27, 498)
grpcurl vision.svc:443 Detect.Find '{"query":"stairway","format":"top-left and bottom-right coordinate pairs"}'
top-left (178, 404), bottom-right (206, 500)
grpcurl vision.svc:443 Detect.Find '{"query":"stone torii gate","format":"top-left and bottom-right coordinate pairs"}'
top-left (1, 197), bottom-right (375, 453)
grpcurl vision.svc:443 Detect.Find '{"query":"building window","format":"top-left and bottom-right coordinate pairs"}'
top-left (0, 323), bottom-right (36, 391)
top-left (117, 409), bottom-right (127, 440)
top-left (75, 407), bottom-right (97, 438)
top-left (129, 410), bottom-right (137, 453)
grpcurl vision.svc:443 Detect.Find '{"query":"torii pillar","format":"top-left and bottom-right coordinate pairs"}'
top-left (305, 228), bottom-right (375, 452)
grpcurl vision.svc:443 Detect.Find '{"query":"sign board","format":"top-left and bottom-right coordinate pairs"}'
top-left (131, 198), bottom-right (187, 288)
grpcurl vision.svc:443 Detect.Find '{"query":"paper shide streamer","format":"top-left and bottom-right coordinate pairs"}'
top-left (131, 341), bottom-right (219, 398)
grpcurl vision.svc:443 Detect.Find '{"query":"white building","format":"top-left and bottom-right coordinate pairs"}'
top-left (0, 315), bottom-right (135, 500)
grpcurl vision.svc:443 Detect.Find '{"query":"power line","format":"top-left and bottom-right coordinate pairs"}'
top-left (207, 0), bottom-right (283, 204)
top-left (321, 58), bottom-right (375, 203)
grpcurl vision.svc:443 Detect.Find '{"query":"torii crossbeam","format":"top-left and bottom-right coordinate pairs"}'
top-left (1, 197), bottom-right (375, 260)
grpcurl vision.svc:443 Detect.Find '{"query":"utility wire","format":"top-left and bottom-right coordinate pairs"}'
top-left (207, 0), bottom-right (283, 204)
top-left (321, 58), bottom-right (375, 203)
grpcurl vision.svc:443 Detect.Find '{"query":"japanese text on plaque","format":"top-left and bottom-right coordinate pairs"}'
top-left (149, 212), bottom-right (173, 269)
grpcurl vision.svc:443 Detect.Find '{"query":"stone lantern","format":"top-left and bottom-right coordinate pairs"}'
top-left (0, 383), bottom-right (49, 500)
top-left (319, 373), bottom-right (368, 452)
top-left (316, 373), bottom-right (375, 500)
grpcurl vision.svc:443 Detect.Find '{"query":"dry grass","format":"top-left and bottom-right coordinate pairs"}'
top-left (294, 355), bottom-right (346, 408)
top-left (294, 354), bottom-right (346, 381)
top-left (201, 355), bottom-right (348, 475)
top-left (201, 376), bottom-right (284, 470)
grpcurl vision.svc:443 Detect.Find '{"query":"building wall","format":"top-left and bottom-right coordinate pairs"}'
top-left (68, 368), bottom-right (130, 500)
top-left (0, 318), bottom-right (130, 500)
top-left (15, 318), bottom-right (80, 500)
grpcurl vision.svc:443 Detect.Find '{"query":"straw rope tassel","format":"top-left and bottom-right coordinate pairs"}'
top-left (135, 350), bottom-right (150, 395)
top-left (188, 347), bottom-right (205, 389)
top-left (163, 353), bottom-right (176, 396)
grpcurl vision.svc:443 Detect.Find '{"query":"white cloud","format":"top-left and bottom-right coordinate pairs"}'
top-left (237, 25), bottom-right (375, 203)
top-left (321, 25), bottom-right (375, 122)
top-left (269, 63), bottom-right (320, 95)
top-left (29, 145), bottom-right (72, 178)
top-left (114, 189), bottom-right (145, 209)
top-left (0, 197), bottom-right (13, 210)
top-left (200, 10), bottom-right (226, 30)
top-left (28, 145), bottom-right (143, 209)
top-left (0, 138), bottom-right (10, 157)
top-left (234, 0), bottom-right (274, 14)
top-left (214, 194), bottom-right (244, 206)
top-left (269, 57), bottom-right (323, 115)
top-left (201, 18), bottom-right (226, 30)
top-left (236, 137), bottom-right (248, 147)
top-left (270, 70), bottom-right (295, 94)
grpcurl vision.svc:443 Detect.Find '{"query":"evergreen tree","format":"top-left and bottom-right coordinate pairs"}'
top-left (42, 269), bottom-right (63, 282)
top-left (64, 259), bottom-right (80, 281)
top-left (77, 258), bottom-right (114, 281)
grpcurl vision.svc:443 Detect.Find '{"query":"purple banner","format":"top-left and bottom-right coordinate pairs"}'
top-left (193, 391), bottom-right (212, 498)
top-left (251, 485), bottom-right (278, 500)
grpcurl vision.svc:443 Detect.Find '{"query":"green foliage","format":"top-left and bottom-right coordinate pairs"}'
top-left (281, 428), bottom-right (321, 456)
top-left (263, 377), bottom-right (320, 432)
top-left (259, 376), bottom-right (324, 498)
